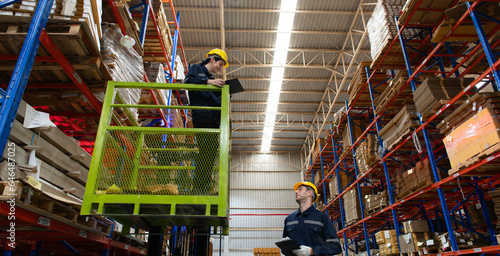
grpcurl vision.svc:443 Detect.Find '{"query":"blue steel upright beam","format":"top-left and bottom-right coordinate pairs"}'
top-left (365, 66), bottom-right (401, 252)
top-left (138, 0), bottom-right (150, 47)
top-left (59, 241), bottom-right (82, 256)
top-left (332, 137), bottom-right (349, 256)
top-left (467, 2), bottom-right (500, 88)
top-left (0, 0), bottom-right (22, 9)
top-left (0, 0), bottom-right (55, 159)
top-left (395, 17), bottom-right (459, 252)
top-left (319, 151), bottom-right (329, 216)
top-left (169, 11), bottom-right (181, 83)
top-left (345, 100), bottom-right (371, 256)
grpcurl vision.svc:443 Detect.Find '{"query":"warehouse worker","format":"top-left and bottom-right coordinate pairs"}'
top-left (283, 182), bottom-right (342, 256)
top-left (183, 49), bottom-right (228, 194)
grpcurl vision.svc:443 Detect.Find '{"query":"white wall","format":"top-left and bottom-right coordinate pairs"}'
top-left (212, 152), bottom-right (303, 255)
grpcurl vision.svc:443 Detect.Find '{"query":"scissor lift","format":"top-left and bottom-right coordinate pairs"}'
top-left (81, 81), bottom-right (230, 239)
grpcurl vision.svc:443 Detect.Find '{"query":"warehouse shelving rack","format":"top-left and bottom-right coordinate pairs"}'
top-left (307, 1), bottom-right (500, 255)
top-left (0, 0), bottom-right (189, 254)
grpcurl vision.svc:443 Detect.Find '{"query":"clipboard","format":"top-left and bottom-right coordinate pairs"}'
top-left (275, 239), bottom-right (300, 256)
top-left (225, 78), bottom-right (245, 94)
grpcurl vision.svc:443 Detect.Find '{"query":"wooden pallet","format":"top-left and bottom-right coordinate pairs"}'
top-left (396, 179), bottom-right (433, 200)
top-left (448, 142), bottom-right (500, 176)
top-left (398, 0), bottom-right (455, 26)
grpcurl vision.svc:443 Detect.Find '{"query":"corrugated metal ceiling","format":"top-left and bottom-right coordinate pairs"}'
top-left (174, 0), bottom-right (374, 153)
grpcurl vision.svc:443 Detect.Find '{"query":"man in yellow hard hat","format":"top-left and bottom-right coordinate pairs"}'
top-left (282, 182), bottom-right (342, 256)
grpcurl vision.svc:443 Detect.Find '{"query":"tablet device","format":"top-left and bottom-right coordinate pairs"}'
top-left (275, 238), bottom-right (301, 256)
top-left (225, 78), bottom-right (245, 94)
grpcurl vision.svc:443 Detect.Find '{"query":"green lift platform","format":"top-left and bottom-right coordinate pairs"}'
top-left (81, 81), bottom-right (230, 235)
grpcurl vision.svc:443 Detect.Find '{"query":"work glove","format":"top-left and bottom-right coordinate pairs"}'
top-left (292, 245), bottom-right (313, 256)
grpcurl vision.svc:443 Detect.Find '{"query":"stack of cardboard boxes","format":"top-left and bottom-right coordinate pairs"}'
top-left (379, 104), bottom-right (420, 151)
top-left (355, 134), bottom-right (380, 176)
top-left (395, 159), bottom-right (447, 200)
top-left (376, 230), bottom-right (399, 255)
top-left (399, 220), bottom-right (439, 254)
top-left (365, 190), bottom-right (389, 214)
top-left (343, 187), bottom-right (370, 225)
top-left (328, 171), bottom-right (354, 201)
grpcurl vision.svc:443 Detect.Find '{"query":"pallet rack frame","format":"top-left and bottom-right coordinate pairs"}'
top-left (0, 0), bottom-right (188, 254)
top-left (308, 1), bottom-right (500, 255)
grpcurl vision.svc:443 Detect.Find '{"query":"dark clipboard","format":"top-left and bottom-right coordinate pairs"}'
top-left (225, 78), bottom-right (245, 94)
top-left (275, 239), bottom-right (300, 256)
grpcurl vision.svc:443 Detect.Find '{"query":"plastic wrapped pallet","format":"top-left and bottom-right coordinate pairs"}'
top-left (365, 190), bottom-right (388, 214)
top-left (101, 23), bottom-right (143, 120)
top-left (443, 107), bottom-right (500, 171)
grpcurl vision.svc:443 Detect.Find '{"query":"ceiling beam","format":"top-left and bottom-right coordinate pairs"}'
top-left (232, 130), bottom-right (308, 133)
top-left (233, 137), bottom-right (304, 141)
top-left (184, 47), bottom-right (371, 54)
top-left (175, 7), bottom-right (371, 15)
top-left (181, 28), bottom-right (348, 35)
top-left (242, 90), bottom-right (324, 95)
top-left (231, 111), bottom-right (317, 115)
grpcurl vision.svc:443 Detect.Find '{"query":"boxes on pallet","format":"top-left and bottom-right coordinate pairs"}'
top-left (443, 107), bottom-right (500, 171)
top-left (328, 171), bottom-right (354, 199)
top-left (399, 232), bottom-right (438, 254)
top-left (343, 187), bottom-right (370, 225)
top-left (379, 104), bottom-right (420, 151)
top-left (395, 158), bottom-right (447, 200)
top-left (403, 220), bottom-right (429, 233)
top-left (413, 77), bottom-right (474, 118)
top-left (355, 134), bottom-right (380, 176)
top-left (342, 119), bottom-right (364, 154)
top-left (253, 247), bottom-right (281, 256)
top-left (365, 190), bottom-right (388, 214)
top-left (375, 230), bottom-right (397, 245)
top-left (312, 138), bottom-right (326, 160)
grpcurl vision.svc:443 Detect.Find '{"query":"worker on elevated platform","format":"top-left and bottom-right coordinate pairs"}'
top-left (283, 182), bottom-right (342, 256)
top-left (183, 48), bottom-right (228, 194)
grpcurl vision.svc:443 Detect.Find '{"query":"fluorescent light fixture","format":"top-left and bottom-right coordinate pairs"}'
top-left (260, 0), bottom-right (298, 152)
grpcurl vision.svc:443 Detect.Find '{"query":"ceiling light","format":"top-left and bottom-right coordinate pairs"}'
top-left (260, 0), bottom-right (298, 152)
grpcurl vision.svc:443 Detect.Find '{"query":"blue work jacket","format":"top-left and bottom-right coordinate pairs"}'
top-left (283, 206), bottom-right (342, 256)
top-left (183, 63), bottom-right (221, 107)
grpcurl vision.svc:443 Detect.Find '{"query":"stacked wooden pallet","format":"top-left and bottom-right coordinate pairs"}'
top-left (4, 0), bottom-right (102, 50)
top-left (373, 71), bottom-right (411, 115)
top-left (0, 99), bottom-right (116, 235)
top-left (134, 3), bottom-right (173, 63)
top-left (379, 104), bottom-right (420, 151)
top-left (413, 77), bottom-right (474, 119)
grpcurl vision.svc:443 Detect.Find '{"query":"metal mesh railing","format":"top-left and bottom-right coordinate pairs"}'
top-left (95, 129), bottom-right (220, 196)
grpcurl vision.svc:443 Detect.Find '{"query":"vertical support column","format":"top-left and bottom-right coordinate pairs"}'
top-left (319, 148), bottom-right (329, 216)
top-left (475, 180), bottom-right (497, 244)
top-left (365, 66), bottom-right (401, 252)
top-left (345, 100), bottom-right (371, 256)
top-left (467, 2), bottom-right (500, 87)
top-left (445, 42), bottom-right (461, 78)
top-left (0, 0), bottom-right (55, 157)
top-left (396, 17), bottom-right (459, 252)
top-left (139, 0), bottom-right (150, 47)
top-left (169, 12), bottom-right (181, 83)
top-left (146, 226), bottom-right (164, 256)
top-left (332, 138), bottom-right (349, 256)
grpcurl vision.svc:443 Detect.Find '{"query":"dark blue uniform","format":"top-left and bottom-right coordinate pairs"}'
top-left (283, 206), bottom-right (342, 255)
top-left (183, 63), bottom-right (221, 128)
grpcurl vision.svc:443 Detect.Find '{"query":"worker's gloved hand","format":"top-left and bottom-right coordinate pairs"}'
top-left (292, 245), bottom-right (313, 256)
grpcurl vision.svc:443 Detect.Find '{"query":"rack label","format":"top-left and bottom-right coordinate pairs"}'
top-left (38, 217), bottom-right (51, 227)
top-left (474, 248), bottom-right (482, 252)
top-left (124, 244), bottom-right (129, 249)
top-left (79, 230), bottom-right (87, 238)
top-left (486, 156), bottom-right (494, 162)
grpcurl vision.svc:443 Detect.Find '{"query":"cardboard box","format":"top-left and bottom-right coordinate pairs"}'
top-left (403, 220), bottom-right (429, 233)
top-left (443, 107), bottom-right (500, 169)
top-left (375, 230), bottom-right (398, 245)
top-left (328, 171), bottom-right (354, 199)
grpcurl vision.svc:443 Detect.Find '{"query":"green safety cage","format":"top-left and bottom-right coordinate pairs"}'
top-left (81, 81), bottom-right (230, 233)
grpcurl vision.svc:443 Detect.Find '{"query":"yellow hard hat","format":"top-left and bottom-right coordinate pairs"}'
top-left (206, 48), bottom-right (229, 68)
top-left (293, 182), bottom-right (319, 203)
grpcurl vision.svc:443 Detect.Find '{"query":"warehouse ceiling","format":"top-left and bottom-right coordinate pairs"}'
top-left (170, 0), bottom-right (376, 158)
